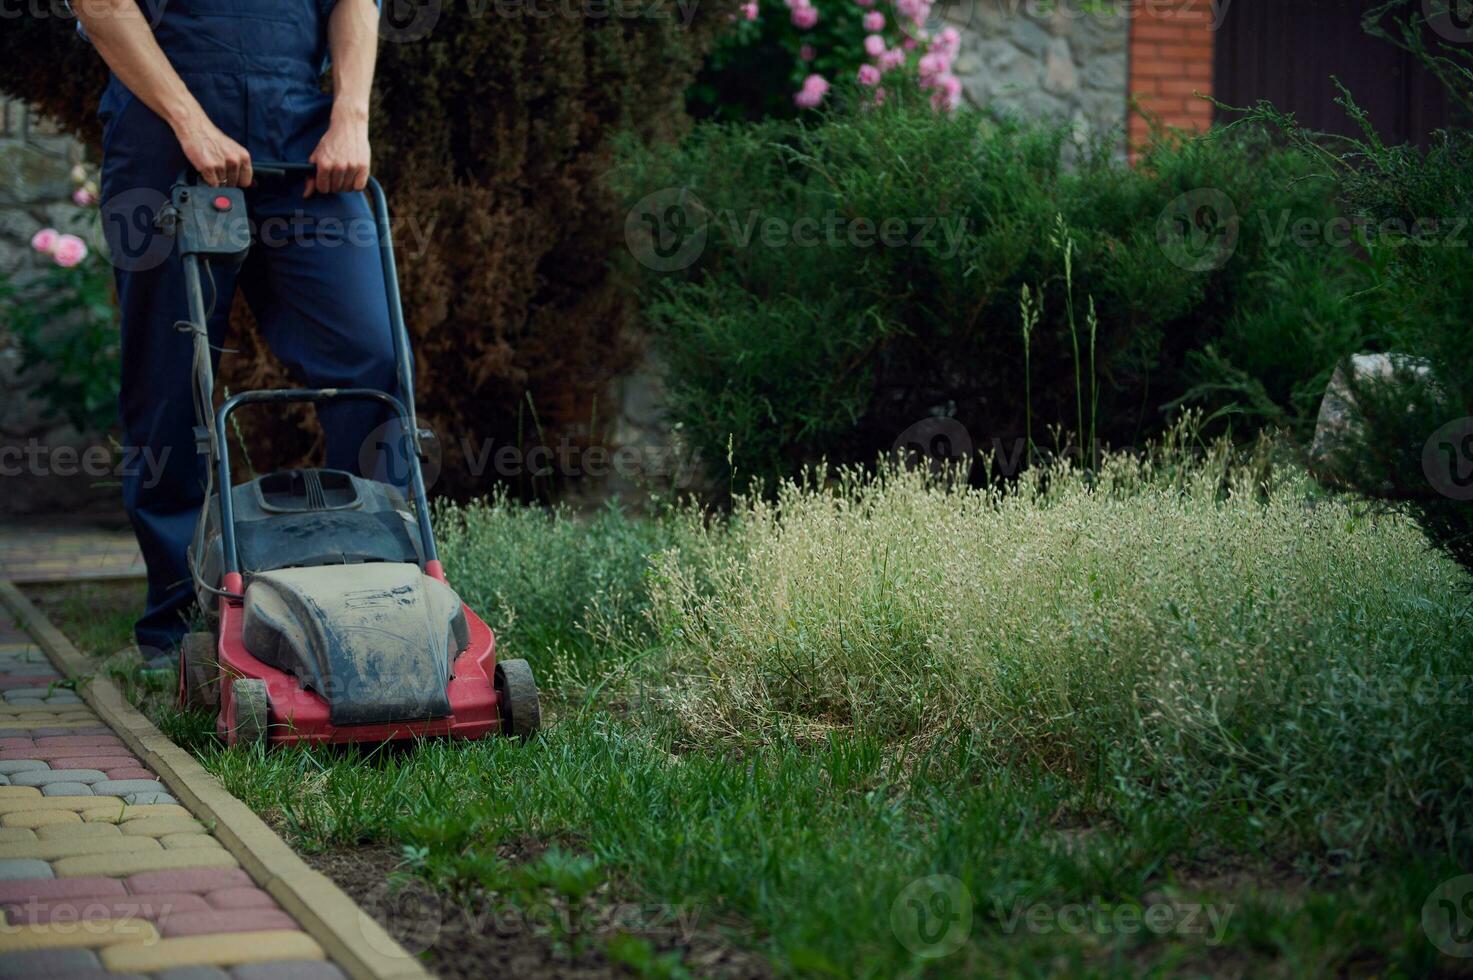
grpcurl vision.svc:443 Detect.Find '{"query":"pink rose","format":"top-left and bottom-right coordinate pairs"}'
top-left (52, 234), bottom-right (89, 268)
top-left (918, 51), bottom-right (949, 80)
top-left (864, 33), bottom-right (886, 57)
top-left (799, 44), bottom-right (815, 61)
top-left (72, 187), bottom-right (96, 206)
top-left (929, 73), bottom-right (962, 113)
top-left (874, 86), bottom-right (886, 105)
top-left (791, 4), bottom-right (818, 27)
top-left (863, 10), bottom-right (883, 30)
top-left (794, 73), bottom-right (830, 109)
top-left (857, 64), bottom-right (881, 86)
top-left (30, 228), bottom-right (59, 253)
top-left (741, 1), bottom-right (758, 18)
top-left (935, 26), bottom-right (961, 57)
top-left (879, 47), bottom-right (906, 71)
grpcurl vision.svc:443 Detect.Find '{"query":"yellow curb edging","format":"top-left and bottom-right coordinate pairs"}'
top-left (0, 580), bottom-right (432, 980)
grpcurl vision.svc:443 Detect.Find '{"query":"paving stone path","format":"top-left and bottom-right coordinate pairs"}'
top-left (0, 623), bottom-right (351, 979)
top-left (0, 525), bottom-right (145, 584)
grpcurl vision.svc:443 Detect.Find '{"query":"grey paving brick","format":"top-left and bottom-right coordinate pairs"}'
top-left (0, 947), bottom-right (102, 976)
top-left (40, 693), bottom-right (81, 705)
top-left (123, 791), bottom-right (177, 805)
top-left (230, 963), bottom-right (347, 980)
top-left (0, 858), bottom-right (54, 880)
top-left (92, 779), bottom-right (166, 797)
top-left (0, 761), bottom-right (49, 775)
top-left (0, 664), bottom-right (61, 676)
top-left (41, 781), bottom-right (95, 796)
top-left (2, 692), bottom-right (46, 703)
top-left (12, 769), bottom-right (108, 787)
top-left (0, 775), bottom-right (7, 785)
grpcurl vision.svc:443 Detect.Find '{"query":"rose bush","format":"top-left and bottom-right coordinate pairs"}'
top-left (691, 0), bottom-right (964, 119)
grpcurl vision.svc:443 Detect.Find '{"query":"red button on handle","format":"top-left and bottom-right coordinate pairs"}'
top-left (213, 195), bottom-right (232, 211)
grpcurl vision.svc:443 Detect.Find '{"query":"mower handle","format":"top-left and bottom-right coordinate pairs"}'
top-left (251, 161), bottom-right (317, 179)
top-left (170, 160), bottom-right (436, 573)
top-left (173, 161), bottom-right (317, 185)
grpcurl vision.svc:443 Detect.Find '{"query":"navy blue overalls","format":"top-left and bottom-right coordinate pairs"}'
top-left (97, 0), bottom-right (397, 655)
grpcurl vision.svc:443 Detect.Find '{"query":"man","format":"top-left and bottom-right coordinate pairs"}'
top-left (75, 0), bottom-right (396, 664)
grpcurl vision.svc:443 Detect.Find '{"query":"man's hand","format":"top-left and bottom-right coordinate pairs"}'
top-left (174, 109), bottom-right (253, 188)
top-left (305, 113), bottom-right (370, 198)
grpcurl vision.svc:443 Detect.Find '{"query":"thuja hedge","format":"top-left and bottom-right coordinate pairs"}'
top-left (0, 2), bottom-right (734, 496)
top-left (611, 99), bottom-right (1359, 492)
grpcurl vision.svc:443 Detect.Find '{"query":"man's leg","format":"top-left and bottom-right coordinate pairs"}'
top-left (100, 86), bottom-right (240, 657)
top-left (241, 181), bottom-right (402, 483)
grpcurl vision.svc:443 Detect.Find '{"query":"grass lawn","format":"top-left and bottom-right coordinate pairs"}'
top-left (24, 434), bottom-right (1473, 979)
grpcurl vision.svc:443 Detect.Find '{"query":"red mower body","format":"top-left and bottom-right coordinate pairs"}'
top-left (207, 562), bottom-right (502, 746)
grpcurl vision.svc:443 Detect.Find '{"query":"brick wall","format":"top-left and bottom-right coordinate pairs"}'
top-left (1127, 3), bottom-right (1216, 149)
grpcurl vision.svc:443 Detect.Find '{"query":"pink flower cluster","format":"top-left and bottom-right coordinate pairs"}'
top-left (786, 0), bottom-right (818, 30)
top-left (31, 228), bottom-right (89, 268)
top-left (794, 73), bottom-right (830, 109)
top-left (760, 0), bottom-right (965, 113)
top-left (917, 25), bottom-right (962, 112)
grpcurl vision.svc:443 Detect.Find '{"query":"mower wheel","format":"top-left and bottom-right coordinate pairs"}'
top-left (180, 632), bottom-right (219, 709)
top-left (231, 678), bottom-right (270, 747)
top-left (494, 658), bottom-right (540, 740)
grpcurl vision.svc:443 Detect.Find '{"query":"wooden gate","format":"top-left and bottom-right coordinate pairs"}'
top-left (1213, 0), bottom-right (1463, 146)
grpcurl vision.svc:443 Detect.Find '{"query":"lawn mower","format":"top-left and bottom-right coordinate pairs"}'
top-left (162, 161), bottom-right (539, 746)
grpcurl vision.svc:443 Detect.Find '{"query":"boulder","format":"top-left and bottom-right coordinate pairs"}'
top-left (1309, 352), bottom-right (1435, 470)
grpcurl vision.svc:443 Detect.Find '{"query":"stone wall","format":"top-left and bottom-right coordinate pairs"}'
top-left (0, 97), bottom-right (119, 521)
top-left (949, 0), bottom-right (1130, 149)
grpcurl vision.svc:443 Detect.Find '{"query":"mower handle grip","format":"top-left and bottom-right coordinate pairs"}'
top-left (251, 161), bottom-right (318, 179)
top-left (173, 161), bottom-right (318, 185)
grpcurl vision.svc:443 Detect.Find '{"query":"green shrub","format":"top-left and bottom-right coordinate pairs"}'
top-left (611, 99), bottom-right (1353, 492)
top-left (647, 427), bottom-right (1473, 861)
